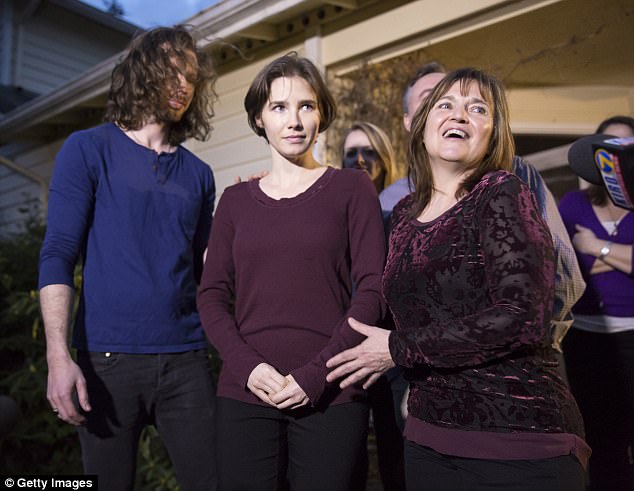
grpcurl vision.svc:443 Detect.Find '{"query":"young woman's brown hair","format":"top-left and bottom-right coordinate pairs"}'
top-left (244, 52), bottom-right (336, 140)
top-left (104, 25), bottom-right (217, 146)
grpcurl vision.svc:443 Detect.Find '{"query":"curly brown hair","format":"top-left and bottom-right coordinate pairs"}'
top-left (104, 25), bottom-right (217, 146)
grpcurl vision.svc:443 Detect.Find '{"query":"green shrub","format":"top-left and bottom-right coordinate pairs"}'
top-left (0, 215), bottom-right (179, 488)
top-left (0, 216), bottom-right (77, 474)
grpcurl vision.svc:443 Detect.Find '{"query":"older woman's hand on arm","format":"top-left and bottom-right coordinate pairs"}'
top-left (325, 318), bottom-right (395, 390)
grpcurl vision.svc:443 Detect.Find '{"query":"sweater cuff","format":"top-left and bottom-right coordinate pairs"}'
top-left (225, 355), bottom-right (268, 391)
top-left (290, 362), bottom-right (328, 406)
top-left (38, 259), bottom-right (76, 290)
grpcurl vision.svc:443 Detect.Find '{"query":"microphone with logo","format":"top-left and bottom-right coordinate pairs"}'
top-left (568, 134), bottom-right (634, 210)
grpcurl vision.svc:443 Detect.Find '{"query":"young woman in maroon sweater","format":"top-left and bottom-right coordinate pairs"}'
top-left (196, 54), bottom-right (386, 491)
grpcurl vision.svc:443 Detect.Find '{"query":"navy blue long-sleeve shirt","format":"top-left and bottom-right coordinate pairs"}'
top-left (38, 123), bottom-right (215, 353)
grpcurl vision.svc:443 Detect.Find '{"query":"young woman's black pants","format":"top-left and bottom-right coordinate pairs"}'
top-left (216, 397), bottom-right (368, 491)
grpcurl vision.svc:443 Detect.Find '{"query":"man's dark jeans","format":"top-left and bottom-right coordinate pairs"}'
top-left (76, 349), bottom-right (217, 491)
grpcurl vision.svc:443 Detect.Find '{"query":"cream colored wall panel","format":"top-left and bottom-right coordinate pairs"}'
top-left (508, 85), bottom-right (633, 135)
top-left (189, 113), bottom-right (253, 159)
top-left (523, 145), bottom-right (571, 172)
top-left (215, 44), bottom-right (304, 90)
top-left (198, 137), bottom-right (270, 173)
top-left (322, 0), bottom-right (514, 66)
top-left (213, 158), bottom-right (273, 200)
top-left (213, 87), bottom-right (250, 121)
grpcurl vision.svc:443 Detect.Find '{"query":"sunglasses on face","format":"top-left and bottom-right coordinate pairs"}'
top-left (342, 147), bottom-right (379, 169)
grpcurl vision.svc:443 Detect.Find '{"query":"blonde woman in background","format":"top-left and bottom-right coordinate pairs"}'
top-left (341, 121), bottom-right (407, 491)
top-left (342, 121), bottom-right (399, 194)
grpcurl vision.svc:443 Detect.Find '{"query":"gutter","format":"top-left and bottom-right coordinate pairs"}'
top-left (189, 0), bottom-right (308, 43)
top-left (0, 53), bottom-right (115, 143)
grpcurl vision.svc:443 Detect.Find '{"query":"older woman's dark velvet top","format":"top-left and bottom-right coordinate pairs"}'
top-left (385, 171), bottom-right (588, 463)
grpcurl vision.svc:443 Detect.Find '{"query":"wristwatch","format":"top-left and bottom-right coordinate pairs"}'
top-left (599, 241), bottom-right (613, 260)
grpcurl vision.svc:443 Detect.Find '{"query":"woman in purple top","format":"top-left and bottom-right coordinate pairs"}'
top-left (196, 54), bottom-right (386, 491)
top-left (327, 68), bottom-right (589, 490)
top-left (560, 116), bottom-right (634, 491)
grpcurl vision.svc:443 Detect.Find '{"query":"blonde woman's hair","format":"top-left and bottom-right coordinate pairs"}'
top-left (342, 121), bottom-right (398, 189)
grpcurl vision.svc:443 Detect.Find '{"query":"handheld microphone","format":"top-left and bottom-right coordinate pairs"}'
top-left (567, 134), bottom-right (634, 210)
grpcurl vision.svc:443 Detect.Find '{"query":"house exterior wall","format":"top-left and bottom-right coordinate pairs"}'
top-left (10, 2), bottom-right (132, 95)
top-left (0, 1), bottom-right (16, 86)
top-left (1, 0), bottom-right (631, 234)
top-left (0, 140), bottom-right (61, 234)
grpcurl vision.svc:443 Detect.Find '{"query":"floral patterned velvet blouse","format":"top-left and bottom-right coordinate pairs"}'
top-left (384, 171), bottom-right (588, 462)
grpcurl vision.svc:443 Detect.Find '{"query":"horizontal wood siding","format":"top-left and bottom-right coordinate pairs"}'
top-left (0, 139), bottom-right (62, 235)
top-left (17, 2), bottom-right (131, 95)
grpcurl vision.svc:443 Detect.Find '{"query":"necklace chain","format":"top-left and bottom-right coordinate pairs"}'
top-left (607, 206), bottom-right (629, 237)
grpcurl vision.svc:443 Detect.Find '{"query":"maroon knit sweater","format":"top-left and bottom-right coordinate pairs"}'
top-left (197, 167), bottom-right (386, 407)
top-left (385, 171), bottom-right (589, 464)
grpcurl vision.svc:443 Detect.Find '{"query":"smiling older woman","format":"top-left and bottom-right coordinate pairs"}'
top-left (326, 68), bottom-right (590, 491)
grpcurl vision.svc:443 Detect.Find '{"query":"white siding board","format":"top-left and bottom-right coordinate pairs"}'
top-left (207, 113), bottom-right (253, 147)
top-left (0, 178), bottom-right (37, 203)
top-left (0, 139), bottom-right (62, 235)
top-left (21, 42), bottom-right (101, 74)
top-left (198, 137), bottom-right (269, 173)
top-left (0, 180), bottom-right (41, 233)
top-left (212, 159), bottom-right (273, 198)
top-left (212, 87), bottom-right (250, 121)
top-left (0, 172), bottom-right (34, 193)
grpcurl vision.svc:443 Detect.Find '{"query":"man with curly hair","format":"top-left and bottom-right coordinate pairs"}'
top-left (38, 26), bottom-right (218, 490)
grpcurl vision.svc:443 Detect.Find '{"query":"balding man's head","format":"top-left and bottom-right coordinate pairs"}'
top-left (402, 62), bottom-right (446, 132)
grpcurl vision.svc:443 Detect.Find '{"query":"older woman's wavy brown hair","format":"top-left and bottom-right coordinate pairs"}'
top-left (104, 25), bottom-right (217, 146)
top-left (407, 67), bottom-right (514, 218)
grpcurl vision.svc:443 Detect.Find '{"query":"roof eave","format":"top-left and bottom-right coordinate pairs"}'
top-left (0, 0), bottom-right (315, 143)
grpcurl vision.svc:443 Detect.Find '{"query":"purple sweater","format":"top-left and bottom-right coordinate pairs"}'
top-left (385, 171), bottom-right (588, 463)
top-left (197, 167), bottom-right (386, 407)
top-left (559, 190), bottom-right (634, 317)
